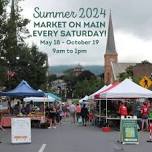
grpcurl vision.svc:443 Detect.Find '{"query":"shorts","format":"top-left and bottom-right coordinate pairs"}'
top-left (70, 112), bottom-right (76, 118)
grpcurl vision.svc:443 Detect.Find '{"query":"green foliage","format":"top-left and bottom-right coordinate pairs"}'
top-left (118, 65), bottom-right (143, 84)
top-left (77, 70), bottom-right (96, 81)
top-left (74, 78), bottom-right (103, 98)
top-left (71, 99), bottom-right (79, 104)
top-left (48, 74), bottom-right (57, 82)
top-left (0, 0), bottom-right (8, 54)
top-left (0, 65), bottom-right (7, 87)
top-left (0, 0), bottom-right (48, 90)
top-left (118, 66), bottom-right (133, 81)
top-left (27, 45), bottom-right (48, 89)
top-left (49, 69), bottom-right (104, 99)
top-left (2, 44), bottom-right (48, 90)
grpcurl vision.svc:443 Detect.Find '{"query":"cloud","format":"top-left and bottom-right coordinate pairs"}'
top-left (116, 30), bottom-right (152, 63)
top-left (21, 0), bottom-right (152, 65)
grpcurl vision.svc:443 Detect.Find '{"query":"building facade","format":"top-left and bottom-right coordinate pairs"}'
top-left (104, 13), bottom-right (152, 86)
top-left (104, 12), bottom-right (118, 84)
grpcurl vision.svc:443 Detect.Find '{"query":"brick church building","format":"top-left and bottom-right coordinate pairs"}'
top-left (104, 12), bottom-right (152, 85)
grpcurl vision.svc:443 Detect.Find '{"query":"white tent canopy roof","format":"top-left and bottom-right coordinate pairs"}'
top-left (23, 96), bottom-right (55, 102)
top-left (101, 79), bottom-right (152, 98)
top-left (79, 95), bottom-right (89, 103)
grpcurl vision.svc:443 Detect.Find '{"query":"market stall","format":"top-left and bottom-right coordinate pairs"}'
top-left (94, 83), bottom-right (119, 125)
top-left (97, 79), bottom-right (152, 124)
top-left (0, 80), bottom-right (45, 128)
top-left (23, 96), bottom-right (56, 127)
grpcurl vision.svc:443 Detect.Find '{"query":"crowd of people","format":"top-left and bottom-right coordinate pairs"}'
top-left (68, 102), bottom-right (91, 126)
top-left (45, 101), bottom-right (94, 128)
top-left (45, 102), bottom-right (63, 129)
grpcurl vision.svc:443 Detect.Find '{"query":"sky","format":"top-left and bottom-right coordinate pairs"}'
top-left (20, 0), bottom-right (152, 66)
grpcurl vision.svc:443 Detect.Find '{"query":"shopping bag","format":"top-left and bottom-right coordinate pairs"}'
top-left (78, 117), bottom-right (82, 125)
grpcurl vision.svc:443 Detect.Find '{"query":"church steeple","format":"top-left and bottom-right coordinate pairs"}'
top-left (106, 10), bottom-right (116, 53)
top-left (104, 11), bottom-right (118, 85)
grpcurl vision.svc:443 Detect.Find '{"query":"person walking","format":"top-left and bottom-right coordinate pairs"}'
top-left (81, 104), bottom-right (89, 126)
top-left (48, 104), bottom-right (57, 129)
top-left (76, 103), bottom-right (81, 122)
top-left (69, 103), bottom-right (76, 124)
top-left (141, 101), bottom-right (149, 131)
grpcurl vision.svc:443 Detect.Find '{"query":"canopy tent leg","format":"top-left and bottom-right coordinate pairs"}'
top-left (99, 100), bottom-right (101, 123)
top-left (106, 98), bottom-right (107, 124)
top-left (43, 100), bottom-right (46, 119)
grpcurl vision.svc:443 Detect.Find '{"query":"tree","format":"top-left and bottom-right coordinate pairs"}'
top-left (77, 70), bottom-right (96, 81)
top-left (0, 0), bottom-right (48, 90)
top-left (118, 65), bottom-right (140, 83)
top-left (0, 0), bottom-right (8, 52)
top-left (0, 0), bottom-right (9, 89)
top-left (3, 0), bottom-right (30, 66)
top-left (4, 44), bottom-right (48, 90)
top-left (73, 78), bottom-right (103, 98)
top-left (118, 66), bottom-right (133, 81)
top-left (65, 70), bottom-right (103, 98)
top-left (27, 45), bottom-right (48, 89)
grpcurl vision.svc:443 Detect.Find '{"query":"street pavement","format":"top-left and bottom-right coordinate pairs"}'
top-left (0, 119), bottom-right (152, 152)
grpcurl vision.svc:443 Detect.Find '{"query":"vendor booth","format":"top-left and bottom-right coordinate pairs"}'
top-left (0, 80), bottom-right (46, 128)
top-left (23, 96), bottom-right (57, 128)
top-left (94, 79), bottom-right (152, 128)
top-left (101, 79), bottom-right (152, 98)
top-left (93, 83), bottom-right (119, 125)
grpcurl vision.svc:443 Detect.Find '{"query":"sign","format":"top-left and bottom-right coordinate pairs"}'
top-left (120, 116), bottom-right (139, 144)
top-left (139, 76), bottom-right (152, 89)
top-left (11, 118), bottom-right (31, 144)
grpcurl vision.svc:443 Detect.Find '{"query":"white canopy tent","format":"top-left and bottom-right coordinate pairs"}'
top-left (79, 95), bottom-right (89, 103)
top-left (23, 97), bottom-right (55, 102)
top-left (99, 79), bottom-right (152, 123)
top-left (101, 79), bottom-right (152, 98)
